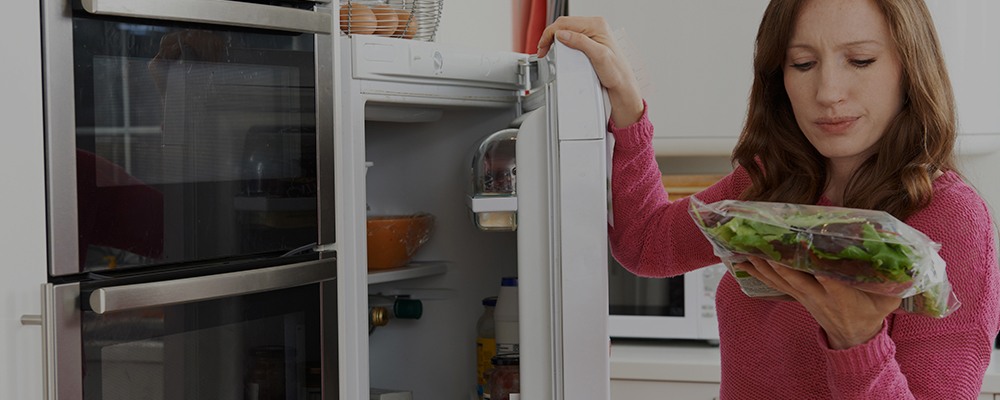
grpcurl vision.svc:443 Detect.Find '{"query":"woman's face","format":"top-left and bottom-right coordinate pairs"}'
top-left (783, 0), bottom-right (904, 171)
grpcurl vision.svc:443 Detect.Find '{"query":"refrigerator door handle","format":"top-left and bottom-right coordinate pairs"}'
top-left (89, 259), bottom-right (337, 314)
top-left (79, 0), bottom-right (332, 34)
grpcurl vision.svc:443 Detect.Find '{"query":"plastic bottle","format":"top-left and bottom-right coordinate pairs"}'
top-left (494, 277), bottom-right (519, 356)
top-left (476, 296), bottom-right (497, 400)
top-left (368, 295), bottom-right (423, 335)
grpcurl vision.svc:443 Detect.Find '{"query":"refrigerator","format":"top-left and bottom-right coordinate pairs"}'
top-left (333, 35), bottom-right (611, 399)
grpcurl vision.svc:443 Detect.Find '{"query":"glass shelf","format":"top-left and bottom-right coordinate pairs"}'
top-left (367, 261), bottom-right (448, 285)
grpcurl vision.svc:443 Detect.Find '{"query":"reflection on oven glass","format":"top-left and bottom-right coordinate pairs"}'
top-left (73, 17), bottom-right (319, 272)
top-left (82, 286), bottom-right (320, 399)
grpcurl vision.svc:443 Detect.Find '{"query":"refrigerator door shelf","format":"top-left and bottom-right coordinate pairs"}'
top-left (467, 195), bottom-right (517, 213)
top-left (467, 195), bottom-right (518, 231)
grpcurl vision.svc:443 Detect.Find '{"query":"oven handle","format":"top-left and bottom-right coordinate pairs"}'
top-left (89, 259), bottom-right (336, 314)
top-left (80, 0), bottom-right (332, 34)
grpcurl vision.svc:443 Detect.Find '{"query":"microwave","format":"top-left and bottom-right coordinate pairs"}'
top-left (608, 175), bottom-right (728, 342)
top-left (608, 259), bottom-right (726, 343)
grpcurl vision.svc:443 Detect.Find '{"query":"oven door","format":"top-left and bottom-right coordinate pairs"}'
top-left (42, 258), bottom-right (337, 400)
top-left (41, 0), bottom-right (335, 276)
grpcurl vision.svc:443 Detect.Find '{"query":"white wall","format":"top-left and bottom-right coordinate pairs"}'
top-left (434, 0), bottom-right (514, 52)
top-left (0, 0), bottom-right (49, 398)
top-left (958, 153), bottom-right (1000, 246)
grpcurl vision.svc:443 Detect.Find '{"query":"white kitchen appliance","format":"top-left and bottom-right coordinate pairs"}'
top-left (337, 35), bottom-right (610, 399)
top-left (609, 262), bottom-right (725, 342)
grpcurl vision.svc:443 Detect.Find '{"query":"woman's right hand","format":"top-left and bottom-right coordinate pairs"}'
top-left (537, 16), bottom-right (644, 127)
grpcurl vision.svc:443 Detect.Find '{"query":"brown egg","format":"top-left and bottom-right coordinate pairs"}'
top-left (371, 5), bottom-right (400, 36)
top-left (339, 3), bottom-right (377, 35)
top-left (393, 9), bottom-right (418, 39)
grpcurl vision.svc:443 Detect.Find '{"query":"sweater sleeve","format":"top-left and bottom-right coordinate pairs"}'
top-left (822, 176), bottom-right (1000, 399)
top-left (607, 104), bottom-right (749, 277)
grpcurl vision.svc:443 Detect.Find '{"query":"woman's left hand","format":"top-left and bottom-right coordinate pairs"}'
top-left (737, 256), bottom-right (902, 350)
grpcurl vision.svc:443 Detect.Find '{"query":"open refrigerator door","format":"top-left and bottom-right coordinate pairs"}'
top-left (339, 34), bottom-right (609, 399)
top-left (514, 41), bottom-right (611, 399)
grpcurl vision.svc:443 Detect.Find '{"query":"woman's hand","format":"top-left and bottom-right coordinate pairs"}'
top-left (537, 16), bottom-right (644, 127)
top-left (736, 256), bottom-right (902, 350)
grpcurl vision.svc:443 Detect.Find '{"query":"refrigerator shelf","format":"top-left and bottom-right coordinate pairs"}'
top-left (367, 261), bottom-right (447, 285)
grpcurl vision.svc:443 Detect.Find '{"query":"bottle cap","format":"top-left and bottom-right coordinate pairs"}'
top-left (501, 277), bottom-right (518, 287)
top-left (482, 296), bottom-right (498, 307)
top-left (393, 298), bottom-right (423, 319)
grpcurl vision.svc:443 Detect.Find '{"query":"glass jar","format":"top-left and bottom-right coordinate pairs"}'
top-left (486, 354), bottom-right (519, 400)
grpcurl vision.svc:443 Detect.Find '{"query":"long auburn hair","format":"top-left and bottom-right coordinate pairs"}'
top-left (732, 0), bottom-right (957, 220)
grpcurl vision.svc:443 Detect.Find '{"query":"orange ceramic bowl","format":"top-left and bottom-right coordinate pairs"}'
top-left (366, 213), bottom-right (434, 270)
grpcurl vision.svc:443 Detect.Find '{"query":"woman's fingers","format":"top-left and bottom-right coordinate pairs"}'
top-left (767, 260), bottom-right (824, 295)
top-left (537, 16), bottom-right (613, 57)
top-left (535, 16), bottom-right (644, 126)
top-left (741, 257), bottom-right (819, 300)
top-left (551, 30), bottom-right (623, 82)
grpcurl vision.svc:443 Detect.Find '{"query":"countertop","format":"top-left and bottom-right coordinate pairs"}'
top-left (610, 341), bottom-right (1000, 393)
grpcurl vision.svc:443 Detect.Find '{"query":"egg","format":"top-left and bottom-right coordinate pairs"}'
top-left (371, 5), bottom-right (400, 36)
top-left (339, 3), bottom-right (377, 35)
top-left (393, 9), bottom-right (419, 39)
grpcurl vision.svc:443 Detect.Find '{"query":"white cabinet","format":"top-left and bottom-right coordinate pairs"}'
top-left (612, 379), bottom-right (719, 400)
top-left (569, 0), bottom-right (769, 156)
top-left (613, 378), bottom-right (1000, 400)
top-left (570, 0), bottom-right (1000, 156)
top-left (924, 0), bottom-right (1000, 154)
top-left (435, 0), bottom-right (513, 51)
top-left (0, 0), bottom-right (49, 398)
top-left (612, 343), bottom-right (1000, 399)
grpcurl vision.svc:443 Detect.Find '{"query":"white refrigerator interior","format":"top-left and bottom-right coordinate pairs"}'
top-left (336, 35), bottom-right (610, 399)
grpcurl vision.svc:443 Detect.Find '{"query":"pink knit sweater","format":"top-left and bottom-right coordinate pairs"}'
top-left (608, 108), bottom-right (1000, 399)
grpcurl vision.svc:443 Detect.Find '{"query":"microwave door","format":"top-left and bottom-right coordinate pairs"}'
top-left (516, 41), bottom-right (610, 400)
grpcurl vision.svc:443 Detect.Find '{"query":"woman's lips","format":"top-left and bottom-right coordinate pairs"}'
top-left (815, 116), bottom-right (860, 134)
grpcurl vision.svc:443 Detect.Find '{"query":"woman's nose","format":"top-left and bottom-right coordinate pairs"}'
top-left (815, 65), bottom-right (848, 106)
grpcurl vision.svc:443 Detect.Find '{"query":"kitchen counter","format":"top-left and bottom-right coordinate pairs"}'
top-left (610, 341), bottom-right (1000, 393)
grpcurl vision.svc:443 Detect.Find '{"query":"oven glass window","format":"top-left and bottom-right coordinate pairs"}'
top-left (72, 16), bottom-right (317, 272)
top-left (81, 284), bottom-right (321, 400)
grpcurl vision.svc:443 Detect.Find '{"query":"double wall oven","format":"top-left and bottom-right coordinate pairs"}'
top-left (39, 0), bottom-right (337, 398)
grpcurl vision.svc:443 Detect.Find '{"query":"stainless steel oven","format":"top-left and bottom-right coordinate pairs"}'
top-left (38, 0), bottom-right (338, 398)
top-left (42, 0), bottom-right (335, 275)
top-left (44, 259), bottom-right (337, 399)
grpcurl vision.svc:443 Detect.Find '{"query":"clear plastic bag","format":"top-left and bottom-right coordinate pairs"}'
top-left (688, 197), bottom-right (960, 318)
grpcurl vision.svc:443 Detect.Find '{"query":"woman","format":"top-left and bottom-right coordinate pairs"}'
top-left (538, 0), bottom-right (1000, 398)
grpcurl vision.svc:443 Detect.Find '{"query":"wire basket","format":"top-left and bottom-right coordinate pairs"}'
top-left (339, 0), bottom-right (443, 41)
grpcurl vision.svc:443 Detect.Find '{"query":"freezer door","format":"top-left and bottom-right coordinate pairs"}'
top-left (517, 41), bottom-right (610, 400)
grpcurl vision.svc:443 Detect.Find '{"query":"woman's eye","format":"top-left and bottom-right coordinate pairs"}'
top-left (851, 58), bottom-right (876, 68)
top-left (790, 61), bottom-right (815, 71)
